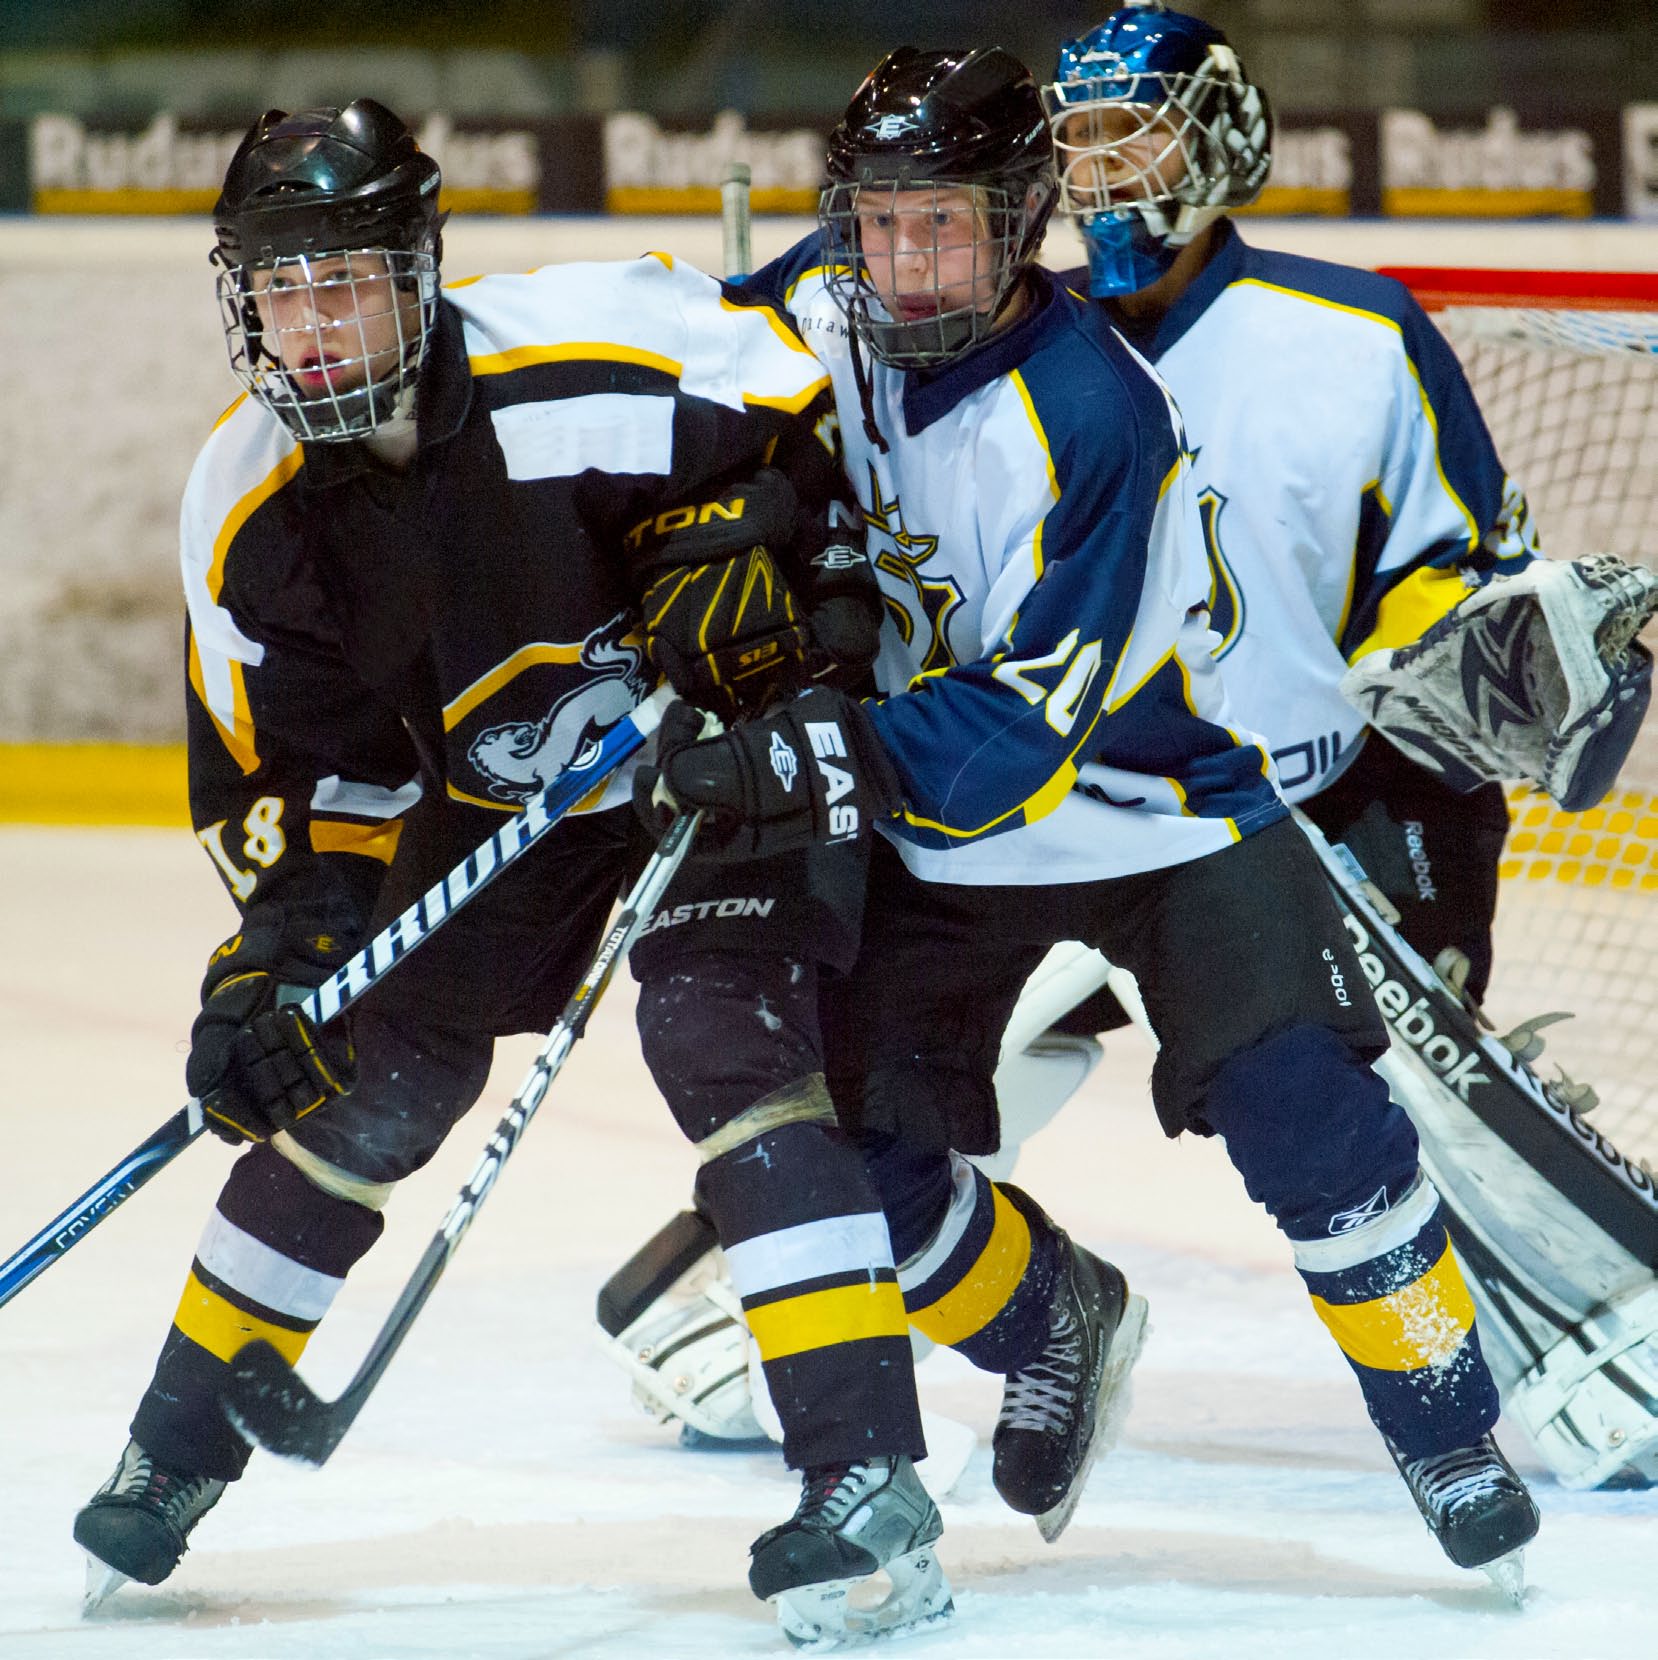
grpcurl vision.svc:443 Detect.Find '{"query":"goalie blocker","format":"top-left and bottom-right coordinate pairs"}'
top-left (1307, 819), bottom-right (1658, 1490)
top-left (1344, 554), bottom-right (1658, 813)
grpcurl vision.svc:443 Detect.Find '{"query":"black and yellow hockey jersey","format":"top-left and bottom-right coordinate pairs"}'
top-left (181, 252), bottom-right (833, 945)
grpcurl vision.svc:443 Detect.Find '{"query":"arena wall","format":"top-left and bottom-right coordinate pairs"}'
top-left (2, 215), bottom-right (1655, 812)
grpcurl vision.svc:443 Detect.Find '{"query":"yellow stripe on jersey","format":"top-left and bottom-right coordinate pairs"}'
top-left (1009, 369), bottom-right (1060, 582)
top-left (743, 374), bottom-right (834, 415)
top-left (188, 633), bottom-right (260, 776)
top-left (1308, 1238), bottom-right (1477, 1372)
top-left (209, 449), bottom-right (304, 605)
top-left (1345, 564), bottom-right (1471, 663)
top-left (723, 294), bottom-right (820, 362)
top-left (309, 818), bottom-right (403, 864)
top-left (908, 1185), bottom-right (1033, 1347)
top-left (1232, 278), bottom-right (1480, 556)
top-left (172, 1271), bottom-right (312, 1366)
top-left (442, 642), bottom-right (588, 731)
top-left (744, 1280), bottom-right (910, 1361)
top-left (468, 340), bottom-right (683, 380)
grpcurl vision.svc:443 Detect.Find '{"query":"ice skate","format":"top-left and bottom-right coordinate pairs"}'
top-left (1385, 1431), bottom-right (1540, 1603)
top-left (993, 1238), bottom-right (1148, 1543)
top-left (748, 1456), bottom-right (953, 1649)
top-left (73, 1439), bottom-right (226, 1609)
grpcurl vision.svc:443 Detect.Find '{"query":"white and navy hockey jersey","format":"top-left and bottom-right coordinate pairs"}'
top-left (1086, 221), bottom-right (1537, 801)
top-left (743, 233), bottom-right (1284, 887)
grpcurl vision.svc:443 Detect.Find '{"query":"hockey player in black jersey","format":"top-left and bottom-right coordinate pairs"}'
top-left (640, 45), bottom-right (1542, 1604)
top-left (71, 99), bottom-right (937, 1629)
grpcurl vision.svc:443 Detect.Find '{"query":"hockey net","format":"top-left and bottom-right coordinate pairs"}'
top-left (1384, 268), bottom-right (1658, 1167)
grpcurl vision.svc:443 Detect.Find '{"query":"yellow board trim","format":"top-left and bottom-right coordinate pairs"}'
top-left (908, 1186), bottom-right (1033, 1347)
top-left (173, 1271), bottom-right (311, 1366)
top-left (744, 1280), bottom-right (910, 1361)
top-left (309, 818), bottom-right (404, 864)
top-left (1308, 1239), bottom-right (1476, 1372)
top-left (0, 743), bottom-right (189, 826)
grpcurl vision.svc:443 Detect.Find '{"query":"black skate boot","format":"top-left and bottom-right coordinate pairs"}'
top-left (992, 1236), bottom-right (1148, 1543)
top-left (1385, 1431), bottom-right (1541, 1602)
top-left (74, 1439), bottom-right (227, 1610)
top-left (748, 1456), bottom-right (953, 1649)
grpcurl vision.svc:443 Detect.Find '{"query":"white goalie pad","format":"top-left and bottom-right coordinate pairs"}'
top-left (1342, 554), bottom-right (1658, 811)
top-left (1302, 809), bottom-right (1658, 1489)
top-left (594, 1245), bottom-right (771, 1443)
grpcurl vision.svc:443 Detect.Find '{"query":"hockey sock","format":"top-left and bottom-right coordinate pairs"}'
top-left (697, 1105), bottom-right (924, 1471)
top-left (893, 1155), bottom-right (1062, 1374)
top-left (131, 1143), bottom-right (384, 1480)
top-left (1291, 1174), bottom-right (1500, 1457)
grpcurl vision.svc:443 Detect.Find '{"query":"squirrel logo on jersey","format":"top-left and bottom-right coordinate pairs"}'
top-left (464, 615), bottom-right (651, 806)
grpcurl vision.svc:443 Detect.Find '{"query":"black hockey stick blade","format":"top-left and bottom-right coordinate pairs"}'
top-left (223, 811), bottom-right (701, 1466)
top-left (224, 1337), bottom-right (347, 1465)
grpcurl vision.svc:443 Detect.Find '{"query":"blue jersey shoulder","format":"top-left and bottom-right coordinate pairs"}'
top-left (1236, 243), bottom-right (1417, 328)
top-left (1016, 285), bottom-right (1184, 519)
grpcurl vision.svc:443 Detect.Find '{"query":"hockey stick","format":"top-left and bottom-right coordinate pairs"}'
top-left (721, 160), bottom-right (752, 279)
top-left (0, 686), bottom-right (675, 1312)
top-left (223, 808), bottom-right (703, 1464)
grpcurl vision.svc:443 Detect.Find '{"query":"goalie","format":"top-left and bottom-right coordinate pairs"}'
top-left (598, 3), bottom-right (1658, 1530)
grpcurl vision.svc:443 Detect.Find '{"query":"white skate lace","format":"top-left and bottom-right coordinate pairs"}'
top-left (998, 1306), bottom-right (1084, 1434)
top-left (798, 1461), bottom-right (877, 1529)
top-left (1404, 1441), bottom-right (1512, 1516)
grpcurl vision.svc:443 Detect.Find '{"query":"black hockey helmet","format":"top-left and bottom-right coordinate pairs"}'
top-left (211, 100), bottom-right (444, 443)
top-left (213, 99), bottom-right (443, 268)
top-left (820, 48), bottom-right (1057, 370)
top-left (826, 46), bottom-right (1054, 196)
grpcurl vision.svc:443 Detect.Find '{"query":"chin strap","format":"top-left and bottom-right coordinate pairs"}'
top-left (847, 331), bottom-right (890, 455)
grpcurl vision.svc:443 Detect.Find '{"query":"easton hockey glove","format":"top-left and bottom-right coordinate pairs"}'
top-left (628, 467), bottom-right (812, 719)
top-left (186, 917), bottom-right (357, 1144)
top-left (634, 690), bottom-right (902, 861)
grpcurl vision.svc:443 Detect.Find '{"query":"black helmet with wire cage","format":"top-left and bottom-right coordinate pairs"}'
top-left (820, 47), bottom-right (1056, 369)
top-left (211, 100), bottom-right (444, 442)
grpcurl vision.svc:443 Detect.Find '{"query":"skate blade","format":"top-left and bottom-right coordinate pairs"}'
top-left (81, 1555), bottom-right (131, 1616)
top-left (1481, 1547), bottom-right (1527, 1607)
top-left (771, 1544), bottom-right (954, 1651)
top-left (1037, 1293), bottom-right (1150, 1545)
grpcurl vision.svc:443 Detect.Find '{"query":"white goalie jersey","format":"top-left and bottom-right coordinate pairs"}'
top-left (1098, 220), bottom-right (1540, 801)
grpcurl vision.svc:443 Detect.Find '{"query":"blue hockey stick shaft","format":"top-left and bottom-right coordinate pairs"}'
top-left (0, 686), bottom-right (674, 1312)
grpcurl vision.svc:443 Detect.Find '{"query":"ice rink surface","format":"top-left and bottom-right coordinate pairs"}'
top-left (2, 826), bottom-right (1654, 1660)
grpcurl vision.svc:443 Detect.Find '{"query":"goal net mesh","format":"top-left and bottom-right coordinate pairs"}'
top-left (1390, 269), bottom-right (1658, 1166)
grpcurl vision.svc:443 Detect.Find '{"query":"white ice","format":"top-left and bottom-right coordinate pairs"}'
top-left (2, 826), bottom-right (1653, 1660)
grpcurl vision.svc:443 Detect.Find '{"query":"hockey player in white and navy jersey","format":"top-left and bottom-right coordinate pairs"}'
top-left (637, 45), bottom-right (1541, 1611)
top-left (68, 100), bottom-right (943, 1626)
top-left (1006, 0), bottom-right (1658, 1523)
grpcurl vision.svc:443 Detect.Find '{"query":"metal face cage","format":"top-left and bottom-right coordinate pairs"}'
top-left (214, 247), bottom-right (439, 443)
top-left (818, 177), bottom-right (1047, 369)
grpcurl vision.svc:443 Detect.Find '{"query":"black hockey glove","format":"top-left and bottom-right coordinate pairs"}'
top-left (796, 500), bottom-right (885, 688)
top-left (185, 916), bottom-right (357, 1145)
top-left (628, 467), bottom-right (812, 720)
top-left (633, 689), bottom-right (902, 861)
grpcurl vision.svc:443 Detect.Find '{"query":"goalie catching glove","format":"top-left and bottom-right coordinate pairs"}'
top-left (1342, 554), bottom-right (1658, 812)
top-left (634, 689), bottom-right (902, 860)
top-left (628, 468), bottom-right (882, 720)
top-left (185, 914), bottom-right (357, 1143)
